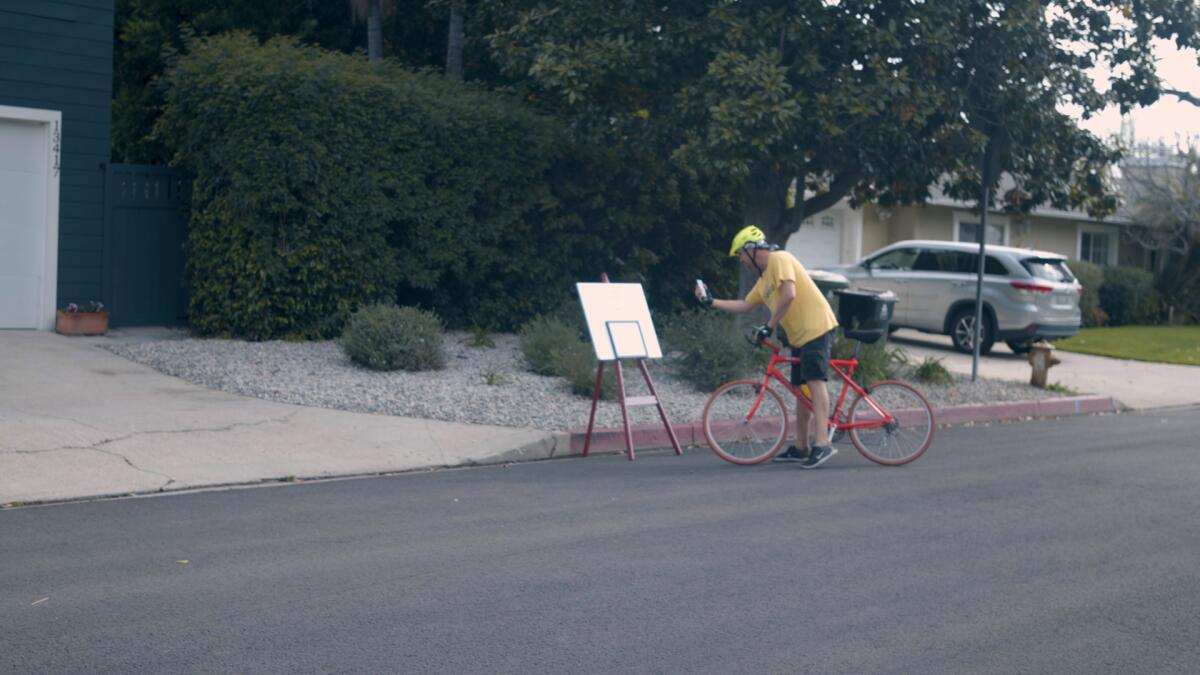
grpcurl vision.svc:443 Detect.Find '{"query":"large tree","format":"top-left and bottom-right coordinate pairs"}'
top-left (482, 1), bottom-right (1200, 249)
top-left (1121, 142), bottom-right (1200, 320)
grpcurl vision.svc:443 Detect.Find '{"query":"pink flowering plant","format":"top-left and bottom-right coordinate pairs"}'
top-left (63, 300), bottom-right (106, 313)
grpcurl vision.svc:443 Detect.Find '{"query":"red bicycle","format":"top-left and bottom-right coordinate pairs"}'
top-left (702, 336), bottom-right (935, 466)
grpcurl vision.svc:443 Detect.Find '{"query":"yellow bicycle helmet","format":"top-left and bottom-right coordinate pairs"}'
top-left (729, 225), bottom-right (768, 257)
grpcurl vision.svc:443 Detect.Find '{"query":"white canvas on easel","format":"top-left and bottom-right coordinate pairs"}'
top-left (576, 278), bottom-right (681, 461)
top-left (576, 283), bottom-right (663, 361)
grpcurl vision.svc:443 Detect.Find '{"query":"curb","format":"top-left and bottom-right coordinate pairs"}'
top-left (565, 395), bottom-right (1123, 455)
top-left (474, 432), bottom-right (573, 465)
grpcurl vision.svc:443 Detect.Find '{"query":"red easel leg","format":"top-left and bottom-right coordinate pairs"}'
top-left (638, 360), bottom-right (683, 455)
top-left (581, 361), bottom-right (605, 458)
top-left (613, 360), bottom-right (635, 461)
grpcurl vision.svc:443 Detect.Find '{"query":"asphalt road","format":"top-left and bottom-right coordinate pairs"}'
top-left (3, 407), bottom-right (1199, 674)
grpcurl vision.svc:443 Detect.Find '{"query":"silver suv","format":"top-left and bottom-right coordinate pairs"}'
top-left (822, 240), bottom-right (1082, 355)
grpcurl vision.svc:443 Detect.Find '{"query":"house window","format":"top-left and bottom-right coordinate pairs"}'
top-left (957, 221), bottom-right (1006, 245)
top-left (1080, 231), bottom-right (1112, 266)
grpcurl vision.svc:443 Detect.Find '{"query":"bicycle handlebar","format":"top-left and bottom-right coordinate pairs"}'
top-left (744, 331), bottom-right (783, 353)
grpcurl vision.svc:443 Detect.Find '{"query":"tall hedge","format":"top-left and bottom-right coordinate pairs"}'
top-left (158, 34), bottom-right (739, 338)
top-left (1100, 265), bottom-right (1159, 326)
top-left (157, 34), bottom-right (565, 337)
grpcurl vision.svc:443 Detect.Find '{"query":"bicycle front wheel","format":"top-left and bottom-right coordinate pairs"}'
top-left (702, 380), bottom-right (788, 465)
top-left (848, 381), bottom-right (935, 465)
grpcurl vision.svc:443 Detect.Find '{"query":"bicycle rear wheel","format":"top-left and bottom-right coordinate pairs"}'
top-left (848, 381), bottom-right (935, 465)
top-left (702, 380), bottom-right (788, 465)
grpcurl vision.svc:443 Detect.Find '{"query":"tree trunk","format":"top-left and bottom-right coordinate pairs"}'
top-left (367, 0), bottom-right (383, 62)
top-left (737, 163), bottom-right (789, 321)
top-left (446, 1), bottom-right (465, 78)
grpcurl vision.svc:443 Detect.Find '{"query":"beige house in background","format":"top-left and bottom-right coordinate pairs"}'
top-left (785, 182), bottom-right (1139, 271)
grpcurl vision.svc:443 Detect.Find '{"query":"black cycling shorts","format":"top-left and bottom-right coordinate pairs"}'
top-left (790, 329), bottom-right (835, 385)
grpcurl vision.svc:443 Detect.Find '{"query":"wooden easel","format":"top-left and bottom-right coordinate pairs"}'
top-left (580, 273), bottom-right (684, 461)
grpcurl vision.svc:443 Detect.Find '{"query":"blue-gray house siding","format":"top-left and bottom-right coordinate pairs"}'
top-left (0, 0), bottom-right (113, 308)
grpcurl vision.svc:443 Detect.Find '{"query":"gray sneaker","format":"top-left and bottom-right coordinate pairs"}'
top-left (771, 445), bottom-right (810, 463)
top-left (799, 445), bottom-right (837, 469)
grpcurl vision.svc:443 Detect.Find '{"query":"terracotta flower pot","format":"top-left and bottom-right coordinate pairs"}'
top-left (56, 310), bottom-right (110, 336)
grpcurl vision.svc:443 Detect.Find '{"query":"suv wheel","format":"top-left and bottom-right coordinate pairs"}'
top-left (949, 308), bottom-right (995, 355)
top-left (1006, 339), bottom-right (1033, 355)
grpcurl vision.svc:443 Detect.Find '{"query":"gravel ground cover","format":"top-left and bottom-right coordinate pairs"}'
top-left (103, 332), bottom-right (1066, 432)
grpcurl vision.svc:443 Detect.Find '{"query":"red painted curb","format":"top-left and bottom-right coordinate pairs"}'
top-left (566, 395), bottom-right (1121, 455)
top-left (568, 422), bottom-right (698, 454)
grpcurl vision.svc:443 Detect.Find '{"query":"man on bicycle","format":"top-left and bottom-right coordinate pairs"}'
top-left (695, 225), bottom-right (840, 468)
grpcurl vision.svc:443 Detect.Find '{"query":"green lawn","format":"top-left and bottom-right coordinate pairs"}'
top-left (1056, 326), bottom-right (1200, 366)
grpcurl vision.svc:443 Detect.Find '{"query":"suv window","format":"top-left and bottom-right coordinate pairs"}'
top-left (869, 248), bottom-right (918, 271)
top-left (913, 249), bottom-right (1009, 275)
top-left (985, 255), bottom-right (1009, 276)
top-left (913, 250), bottom-right (943, 271)
top-left (1022, 258), bottom-right (1075, 282)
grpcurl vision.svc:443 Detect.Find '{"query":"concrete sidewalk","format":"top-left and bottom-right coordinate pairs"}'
top-left (1, 331), bottom-right (567, 506)
top-left (889, 329), bottom-right (1200, 410)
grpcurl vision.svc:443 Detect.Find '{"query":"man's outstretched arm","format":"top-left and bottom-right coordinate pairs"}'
top-left (694, 283), bottom-right (756, 313)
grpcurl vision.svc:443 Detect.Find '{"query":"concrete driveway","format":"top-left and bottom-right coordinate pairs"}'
top-left (0, 331), bottom-right (565, 505)
top-left (889, 329), bottom-right (1200, 410)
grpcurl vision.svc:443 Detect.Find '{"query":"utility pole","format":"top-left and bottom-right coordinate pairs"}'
top-left (971, 140), bottom-right (994, 382)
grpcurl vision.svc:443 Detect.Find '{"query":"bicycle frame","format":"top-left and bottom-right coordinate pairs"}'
top-left (747, 338), bottom-right (894, 433)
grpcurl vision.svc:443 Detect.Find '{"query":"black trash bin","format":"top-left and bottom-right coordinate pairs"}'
top-left (834, 288), bottom-right (897, 344)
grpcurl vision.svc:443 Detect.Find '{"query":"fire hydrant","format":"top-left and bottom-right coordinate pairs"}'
top-left (1027, 341), bottom-right (1061, 388)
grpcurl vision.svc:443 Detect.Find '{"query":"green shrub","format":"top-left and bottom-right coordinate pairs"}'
top-left (833, 334), bottom-right (908, 386)
top-left (1068, 259), bottom-right (1106, 327)
top-left (913, 357), bottom-right (955, 386)
top-left (519, 316), bottom-right (581, 376)
top-left (660, 309), bottom-right (761, 391)
top-left (340, 304), bottom-right (445, 371)
top-left (518, 315), bottom-right (616, 398)
top-left (1099, 266), bottom-right (1156, 326)
top-left (1045, 382), bottom-right (1080, 396)
top-left (466, 324), bottom-right (496, 349)
top-left (552, 341), bottom-right (617, 399)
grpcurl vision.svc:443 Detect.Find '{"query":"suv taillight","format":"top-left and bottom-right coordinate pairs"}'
top-left (1010, 281), bottom-right (1053, 294)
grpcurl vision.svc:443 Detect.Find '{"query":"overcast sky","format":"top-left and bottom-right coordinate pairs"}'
top-left (1071, 39), bottom-right (1200, 145)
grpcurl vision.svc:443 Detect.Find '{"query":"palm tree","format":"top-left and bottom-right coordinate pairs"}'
top-left (446, 1), bottom-right (464, 77)
top-left (349, 0), bottom-right (385, 62)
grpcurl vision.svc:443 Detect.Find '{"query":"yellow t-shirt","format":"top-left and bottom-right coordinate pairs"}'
top-left (745, 251), bottom-right (839, 348)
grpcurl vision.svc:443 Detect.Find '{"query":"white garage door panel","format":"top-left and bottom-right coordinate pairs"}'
top-left (0, 118), bottom-right (47, 329)
top-left (0, 275), bottom-right (40, 328)
top-left (0, 119), bottom-right (44, 170)
top-left (787, 212), bottom-right (844, 269)
top-left (0, 172), bottom-right (45, 232)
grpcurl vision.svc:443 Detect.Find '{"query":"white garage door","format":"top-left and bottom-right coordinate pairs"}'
top-left (0, 118), bottom-right (47, 329)
top-left (786, 211), bottom-right (843, 269)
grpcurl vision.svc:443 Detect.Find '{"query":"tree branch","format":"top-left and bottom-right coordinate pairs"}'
top-left (792, 169), bottom-right (864, 233)
top-left (1164, 89), bottom-right (1200, 108)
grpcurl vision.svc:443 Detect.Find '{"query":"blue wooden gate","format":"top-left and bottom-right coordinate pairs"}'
top-left (102, 164), bottom-right (190, 327)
